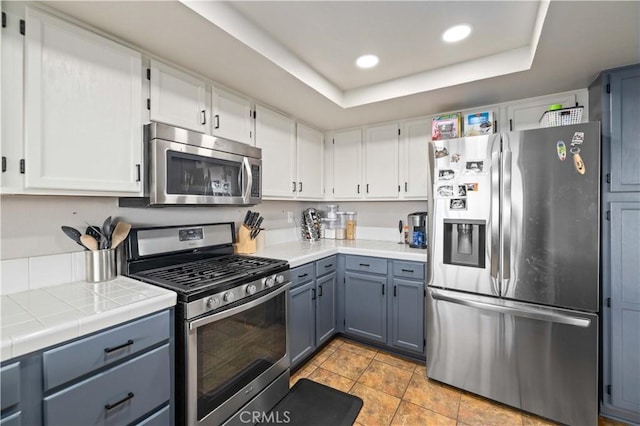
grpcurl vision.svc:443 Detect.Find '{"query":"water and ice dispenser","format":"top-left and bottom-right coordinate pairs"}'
top-left (443, 219), bottom-right (486, 268)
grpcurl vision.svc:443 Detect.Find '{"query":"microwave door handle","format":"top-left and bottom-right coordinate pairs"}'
top-left (242, 157), bottom-right (252, 202)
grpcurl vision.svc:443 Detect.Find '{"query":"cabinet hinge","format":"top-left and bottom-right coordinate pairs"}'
top-left (606, 173), bottom-right (611, 184)
top-left (607, 385), bottom-right (611, 395)
top-left (146, 68), bottom-right (151, 80)
top-left (607, 297), bottom-right (611, 307)
top-left (19, 159), bottom-right (25, 174)
top-left (146, 99), bottom-right (151, 110)
top-left (19, 19), bottom-right (25, 35)
top-left (606, 84), bottom-right (611, 94)
top-left (606, 211), bottom-right (611, 221)
top-left (2, 12), bottom-right (6, 28)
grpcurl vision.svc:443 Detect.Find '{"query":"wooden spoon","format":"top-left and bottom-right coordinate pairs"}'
top-left (80, 234), bottom-right (99, 251)
top-left (110, 221), bottom-right (132, 249)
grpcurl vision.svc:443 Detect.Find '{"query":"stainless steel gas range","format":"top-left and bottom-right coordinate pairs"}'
top-left (121, 222), bottom-right (290, 426)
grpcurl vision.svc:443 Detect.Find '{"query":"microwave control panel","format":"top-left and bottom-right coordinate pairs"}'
top-left (251, 165), bottom-right (260, 198)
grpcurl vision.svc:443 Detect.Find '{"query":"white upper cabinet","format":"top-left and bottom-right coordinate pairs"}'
top-left (364, 123), bottom-right (399, 199)
top-left (1, 7), bottom-right (25, 194)
top-left (24, 7), bottom-right (143, 194)
top-left (149, 59), bottom-right (207, 133)
top-left (400, 118), bottom-right (430, 199)
top-left (296, 123), bottom-right (324, 200)
top-left (505, 92), bottom-right (579, 131)
top-left (332, 129), bottom-right (363, 199)
top-left (255, 105), bottom-right (296, 198)
top-left (211, 86), bottom-right (254, 145)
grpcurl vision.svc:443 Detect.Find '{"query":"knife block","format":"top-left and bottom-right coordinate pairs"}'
top-left (235, 224), bottom-right (256, 254)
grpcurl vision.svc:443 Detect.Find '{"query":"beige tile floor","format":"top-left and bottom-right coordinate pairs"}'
top-left (290, 337), bottom-right (629, 426)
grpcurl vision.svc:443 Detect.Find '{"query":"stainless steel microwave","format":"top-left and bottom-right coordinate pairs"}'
top-left (120, 122), bottom-right (261, 207)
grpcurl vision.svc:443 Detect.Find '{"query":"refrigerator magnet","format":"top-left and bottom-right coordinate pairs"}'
top-left (465, 183), bottom-right (479, 192)
top-left (556, 140), bottom-right (567, 161)
top-left (437, 185), bottom-right (454, 197)
top-left (435, 146), bottom-right (449, 158)
top-left (464, 161), bottom-right (484, 174)
top-left (450, 198), bottom-right (467, 210)
top-left (455, 185), bottom-right (467, 197)
top-left (571, 147), bottom-right (586, 175)
top-left (451, 153), bottom-right (461, 163)
top-left (571, 132), bottom-right (585, 146)
top-left (438, 169), bottom-right (456, 181)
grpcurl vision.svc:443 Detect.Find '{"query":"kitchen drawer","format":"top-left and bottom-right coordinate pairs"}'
top-left (0, 411), bottom-right (21, 426)
top-left (0, 362), bottom-right (20, 410)
top-left (135, 405), bottom-right (170, 426)
top-left (44, 344), bottom-right (170, 426)
top-left (291, 264), bottom-right (314, 288)
top-left (43, 311), bottom-right (170, 391)
top-left (345, 255), bottom-right (387, 275)
top-left (316, 256), bottom-right (337, 277)
top-left (392, 261), bottom-right (425, 280)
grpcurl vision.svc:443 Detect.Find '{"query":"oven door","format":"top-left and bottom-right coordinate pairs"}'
top-left (150, 138), bottom-right (261, 206)
top-left (186, 284), bottom-right (290, 426)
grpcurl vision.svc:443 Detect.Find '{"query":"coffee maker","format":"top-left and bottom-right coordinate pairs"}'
top-left (407, 212), bottom-right (428, 249)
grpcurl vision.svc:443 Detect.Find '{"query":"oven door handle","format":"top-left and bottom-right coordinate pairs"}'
top-left (188, 282), bottom-right (290, 331)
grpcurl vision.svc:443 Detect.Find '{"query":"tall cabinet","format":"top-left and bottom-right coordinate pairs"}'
top-left (589, 64), bottom-right (640, 425)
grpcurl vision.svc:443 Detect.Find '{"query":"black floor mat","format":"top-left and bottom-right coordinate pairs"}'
top-left (260, 378), bottom-right (363, 426)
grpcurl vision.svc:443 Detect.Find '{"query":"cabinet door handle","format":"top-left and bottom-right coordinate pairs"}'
top-left (298, 273), bottom-right (308, 278)
top-left (357, 184), bottom-right (360, 194)
top-left (312, 288), bottom-right (316, 300)
top-left (2, 156), bottom-right (6, 173)
top-left (509, 119), bottom-right (513, 131)
top-left (382, 284), bottom-right (385, 295)
top-left (104, 339), bottom-right (134, 354)
top-left (366, 184), bottom-right (369, 193)
top-left (214, 114), bottom-right (220, 129)
top-left (201, 110), bottom-right (207, 125)
top-left (324, 264), bottom-right (333, 268)
top-left (401, 268), bottom-right (414, 273)
top-left (318, 285), bottom-right (323, 297)
top-left (135, 164), bottom-right (141, 182)
top-left (105, 392), bottom-right (134, 411)
top-left (298, 182), bottom-right (302, 192)
top-left (292, 181), bottom-right (296, 192)
top-left (359, 263), bottom-right (370, 267)
top-left (405, 182), bottom-right (408, 192)
top-left (394, 285), bottom-right (397, 297)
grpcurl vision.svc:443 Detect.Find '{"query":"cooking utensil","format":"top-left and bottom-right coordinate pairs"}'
top-left (86, 226), bottom-right (105, 248)
top-left (398, 220), bottom-right (404, 244)
top-left (110, 221), bottom-right (132, 249)
top-left (101, 216), bottom-right (112, 248)
top-left (243, 210), bottom-right (252, 226)
top-left (250, 217), bottom-right (263, 239)
top-left (80, 234), bottom-right (99, 251)
top-left (61, 226), bottom-right (85, 248)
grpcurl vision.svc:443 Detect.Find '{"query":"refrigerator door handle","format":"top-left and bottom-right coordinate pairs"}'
top-left (430, 290), bottom-right (591, 328)
top-left (502, 150), bottom-right (512, 289)
top-left (490, 149), bottom-right (500, 284)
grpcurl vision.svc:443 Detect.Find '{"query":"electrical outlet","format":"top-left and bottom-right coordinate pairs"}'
top-left (287, 212), bottom-right (294, 223)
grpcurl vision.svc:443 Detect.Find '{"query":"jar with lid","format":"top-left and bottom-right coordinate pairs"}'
top-left (345, 212), bottom-right (357, 240)
top-left (335, 212), bottom-right (346, 240)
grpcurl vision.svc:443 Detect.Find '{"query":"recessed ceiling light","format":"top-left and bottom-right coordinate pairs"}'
top-left (442, 24), bottom-right (472, 43)
top-left (356, 54), bottom-right (379, 69)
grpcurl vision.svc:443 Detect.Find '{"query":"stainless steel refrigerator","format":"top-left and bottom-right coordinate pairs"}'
top-left (426, 122), bottom-right (600, 426)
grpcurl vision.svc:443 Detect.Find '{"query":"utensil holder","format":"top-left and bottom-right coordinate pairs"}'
top-left (85, 249), bottom-right (116, 283)
top-left (235, 225), bottom-right (256, 254)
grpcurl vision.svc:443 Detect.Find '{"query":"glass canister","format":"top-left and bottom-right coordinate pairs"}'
top-left (345, 212), bottom-right (357, 240)
top-left (335, 212), bottom-right (346, 240)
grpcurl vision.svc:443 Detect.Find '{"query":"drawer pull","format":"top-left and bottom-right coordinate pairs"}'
top-left (324, 264), bottom-right (333, 268)
top-left (298, 273), bottom-right (308, 278)
top-left (104, 340), bottom-right (134, 354)
top-left (359, 263), bottom-right (370, 267)
top-left (401, 269), bottom-right (415, 273)
top-left (318, 285), bottom-right (323, 297)
top-left (105, 392), bottom-right (134, 411)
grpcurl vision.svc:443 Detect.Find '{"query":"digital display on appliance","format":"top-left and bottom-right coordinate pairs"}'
top-left (179, 228), bottom-right (204, 241)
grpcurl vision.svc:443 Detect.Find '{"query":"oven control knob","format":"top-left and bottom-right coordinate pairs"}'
top-left (206, 297), bottom-right (220, 309)
top-left (265, 277), bottom-right (275, 288)
top-left (246, 284), bottom-right (257, 295)
top-left (223, 292), bottom-right (235, 303)
top-left (276, 275), bottom-right (285, 284)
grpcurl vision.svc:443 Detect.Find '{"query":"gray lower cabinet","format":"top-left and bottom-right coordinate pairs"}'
top-left (343, 255), bottom-right (425, 356)
top-left (344, 271), bottom-right (387, 343)
top-left (0, 309), bottom-right (174, 426)
top-left (289, 256), bottom-right (337, 368)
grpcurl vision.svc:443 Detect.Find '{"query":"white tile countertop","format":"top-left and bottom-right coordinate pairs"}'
top-left (253, 239), bottom-right (428, 268)
top-left (0, 276), bottom-right (176, 362)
